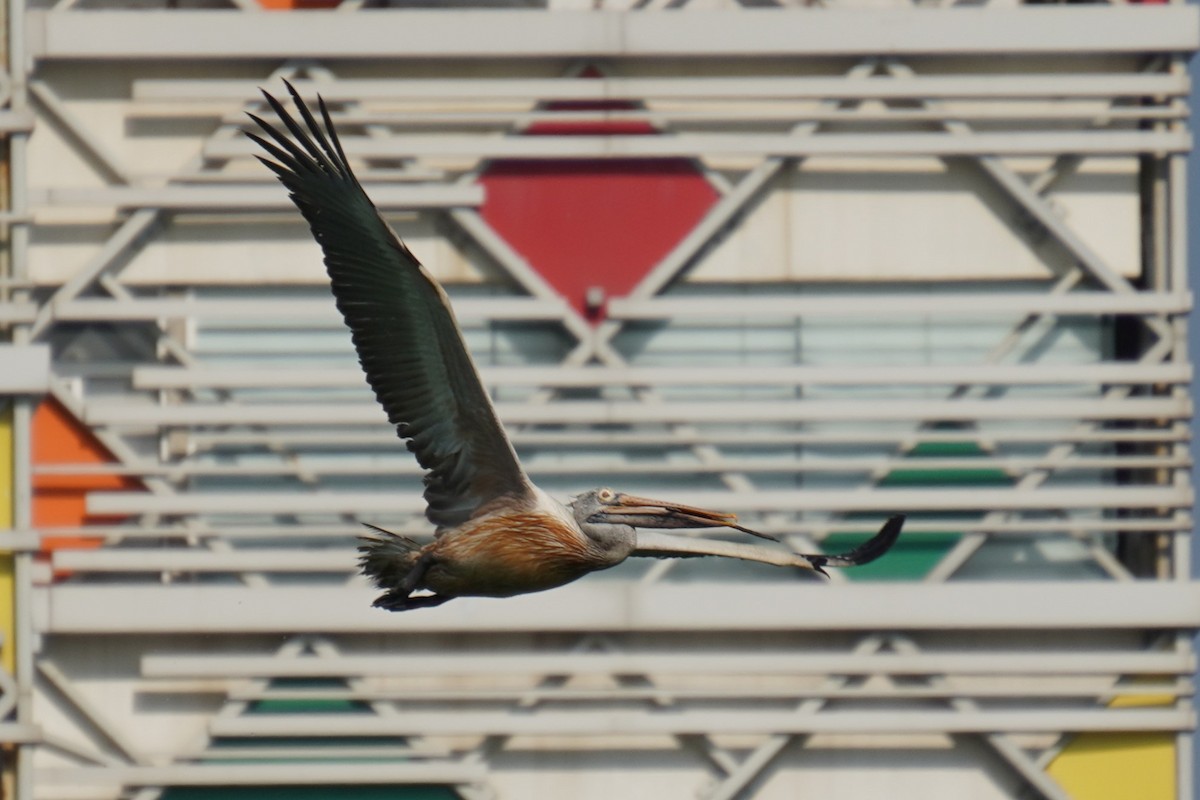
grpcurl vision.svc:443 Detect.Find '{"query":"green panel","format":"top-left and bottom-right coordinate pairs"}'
top-left (830, 439), bottom-right (1011, 581)
top-left (825, 529), bottom-right (961, 581)
top-left (901, 441), bottom-right (993, 457)
top-left (881, 440), bottom-right (1010, 487)
top-left (249, 678), bottom-right (371, 715)
top-left (881, 468), bottom-right (1009, 486)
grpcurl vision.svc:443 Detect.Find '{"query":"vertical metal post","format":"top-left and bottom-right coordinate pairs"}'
top-left (10, 401), bottom-right (30, 800)
top-left (1166, 46), bottom-right (1195, 800)
top-left (5, 0), bottom-right (33, 797)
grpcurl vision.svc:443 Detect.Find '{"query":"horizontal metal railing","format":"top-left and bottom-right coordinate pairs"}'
top-left (37, 763), bottom-right (488, 790)
top-left (84, 486), bottom-right (1190, 517)
top-left (135, 73), bottom-right (1194, 103)
top-left (143, 650), bottom-right (1196, 678)
top-left (126, 636), bottom-right (1195, 740)
top-left (131, 362), bottom-right (1192, 390)
top-left (206, 130), bottom-right (1192, 160)
top-left (204, 709), bottom-right (1194, 737)
top-left (35, 583), bottom-right (1200, 633)
top-left (79, 397), bottom-right (1192, 427)
top-left (28, 7), bottom-right (1200, 61)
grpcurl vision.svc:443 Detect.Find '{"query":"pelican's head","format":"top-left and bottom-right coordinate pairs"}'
top-left (569, 488), bottom-right (776, 544)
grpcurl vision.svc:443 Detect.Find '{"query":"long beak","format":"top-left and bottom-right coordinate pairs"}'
top-left (633, 514), bottom-right (906, 576)
top-left (589, 493), bottom-right (778, 542)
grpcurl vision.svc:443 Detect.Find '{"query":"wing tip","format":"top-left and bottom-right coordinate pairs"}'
top-left (807, 514), bottom-right (905, 578)
top-left (837, 514), bottom-right (905, 569)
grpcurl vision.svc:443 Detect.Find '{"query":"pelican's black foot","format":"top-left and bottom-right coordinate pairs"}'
top-left (397, 551), bottom-right (436, 594)
top-left (372, 590), bottom-right (452, 612)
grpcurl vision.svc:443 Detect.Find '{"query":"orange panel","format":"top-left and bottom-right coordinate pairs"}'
top-left (33, 398), bottom-right (143, 555)
top-left (0, 404), bottom-right (14, 679)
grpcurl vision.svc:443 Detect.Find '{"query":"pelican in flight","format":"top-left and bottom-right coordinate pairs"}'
top-left (248, 83), bottom-right (903, 611)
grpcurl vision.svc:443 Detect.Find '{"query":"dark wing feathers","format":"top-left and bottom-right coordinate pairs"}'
top-left (249, 81), bottom-right (533, 528)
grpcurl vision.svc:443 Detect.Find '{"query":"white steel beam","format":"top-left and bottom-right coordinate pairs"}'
top-left (36, 661), bottom-right (148, 765)
top-left (28, 208), bottom-right (158, 341)
top-left (185, 426), bottom-right (1189, 449)
top-left (207, 129), bottom-right (1191, 160)
top-left (219, 682), bottom-right (1189, 704)
top-left (205, 708), bottom-right (1192, 737)
top-left (36, 582), bottom-right (1200, 634)
top-left (607, 292), bottom-right (1193, 319)
top-left (28, 8), bottom-right (1200, 60)
top-left (28, 294), bottom-right (1187, 323)
top-left (51, 549), bottom-right (357, 573)
top-left (142, 651), bottom-right (1193, 679)
top-left (130, 362), bottom-right (1193, 390)
top-left (0, 724), bottom-right (39, 743)
top-left (131, 104), bottom-right (1191, 127)
top-left (0, 109), bottom-right (33, 132)
top-left (48, 296), bottom-right (567, 323)
top-left (171, 745), bottom-right (444, 761)
top-left (0, 345), bottom-right (49, 393)
top-left (33, 184), bottom-right (482, 211)
top-left (135, 73), bottom-right (1193, 103)
top-left (85, 485), bottom-right (1190, 516)
top-left (84, 484), bottom-right (1190, 515)
top-left (79, 396), bottom-right (1193, 427)
top-left (20, 516), bottom-right (1193, 545)
top-left (37, 762), bottom-right (487, 787)
top-left (29, 80), bottom-right (132, 185)
top-left (28, 515), bottom-right (1191, 541)
top-left (886, 636), bottom-right (1074, 800)
top-left (33, 452), bottom-right (1190, 482)
top-left (975, 154), bottom-right (1142, 296)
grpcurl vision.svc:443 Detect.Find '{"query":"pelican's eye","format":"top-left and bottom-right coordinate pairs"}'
top-left (596, 488), bottom-right (617, 504)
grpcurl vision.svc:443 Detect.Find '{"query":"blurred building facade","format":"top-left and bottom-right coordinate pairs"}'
top-left (1, 2), bottom-right (1198, 799)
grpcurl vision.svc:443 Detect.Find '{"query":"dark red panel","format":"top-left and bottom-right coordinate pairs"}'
top-left (480, 159), bottom-right (717, 320)
top-left (479, 74), bottom-right (718, 321)
top-left (526, 100), bottom-right (656, 137)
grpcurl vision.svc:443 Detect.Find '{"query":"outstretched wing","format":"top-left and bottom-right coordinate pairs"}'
top-left (633, 515), bottom-right (905, 576)
top-left (248, 82), bottom-right (534, 528)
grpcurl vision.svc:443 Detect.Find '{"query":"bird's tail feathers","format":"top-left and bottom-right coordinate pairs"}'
top-left (357, 523), bottom-right (423, 590)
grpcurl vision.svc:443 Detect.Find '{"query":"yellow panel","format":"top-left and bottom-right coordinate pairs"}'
top-left (1047, 687), bottom-right (1176, 800)
top-left (0, 402), bottom-right (14, 678)
top-left (1046, 732), bottom-right (1175, 800)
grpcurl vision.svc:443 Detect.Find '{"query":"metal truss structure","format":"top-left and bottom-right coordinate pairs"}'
top-left (0, 3), bottom-right (1197, 800)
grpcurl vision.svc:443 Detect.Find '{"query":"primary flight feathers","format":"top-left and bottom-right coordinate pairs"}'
top-left (249, 82), bottom-right (903, 611)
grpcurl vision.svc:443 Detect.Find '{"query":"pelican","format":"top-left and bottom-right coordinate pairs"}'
top-left (247, 82), bottom-right (903, 611)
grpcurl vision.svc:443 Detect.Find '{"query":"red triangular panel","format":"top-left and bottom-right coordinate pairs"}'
top-left (479, 77), bottom-right (718, 320)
